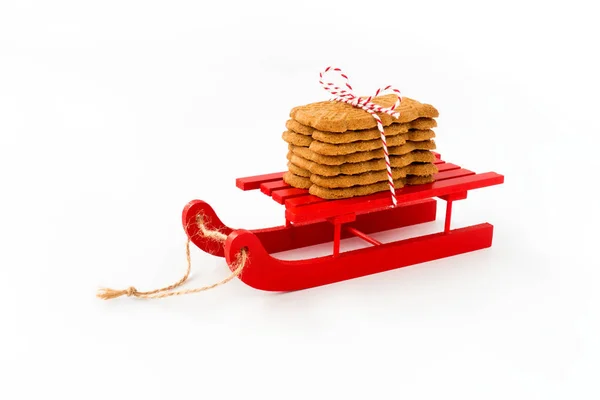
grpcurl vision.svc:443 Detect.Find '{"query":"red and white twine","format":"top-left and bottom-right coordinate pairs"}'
top-left (319, 67), bottom-right (402, 206)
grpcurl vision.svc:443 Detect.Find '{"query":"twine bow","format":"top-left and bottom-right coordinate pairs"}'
top-left (319, 66), bottom-right (402, 206)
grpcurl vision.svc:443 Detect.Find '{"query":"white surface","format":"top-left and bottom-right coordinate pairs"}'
top-left (1, 1), bottom-right (599, 399)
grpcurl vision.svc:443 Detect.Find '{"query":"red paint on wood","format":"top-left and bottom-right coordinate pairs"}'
top-left (183, 154), bottom-right (504, 292)
top-left (444, 200), bottom-right (453, 233)
top-left (236, 172), bottom-right (285, 191)
top-left (260, 179), bottom-right (289, 195)
top-left (183, 199), bottom-right (438, 257)
top-left (285, 194), bottom-right (324, 208)
top-left (440, 191), bottom-right (468, 201)
top-left (182, 200), bottom-right (233, 257)
top-left (286, 172), bottom-right (504, 224)
top-left (284, 167), bottom-right (474, 210)
top-left (436, 163), bottom-right (461, 172)
top-left (272, 188), bottom-right (309, 204)
top-left (435, 169), bottom-right (474, 181)
top-left (258, 199), bottom-right (436, 254)
top-left (346, 227), bottom-right (382, 246)
top-left (332, 221), bottom-right (342, 256)
top-left (225, 223), bottom-right (494, 291)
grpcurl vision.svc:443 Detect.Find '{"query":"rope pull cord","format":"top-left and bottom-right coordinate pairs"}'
top-left (96, 214), bottom-right (246, 300)
top-left (319, 66), bottom-right (402, 206)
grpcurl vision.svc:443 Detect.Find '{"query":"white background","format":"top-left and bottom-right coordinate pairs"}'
top-left (1, 1), bottom-right (599, 399)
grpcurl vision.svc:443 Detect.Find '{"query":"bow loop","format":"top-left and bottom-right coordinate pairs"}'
top-left (318, 67), bottom-right (402, 207)
top-left (319, 66), bottom-right (355, 100)
top-left (319, 67), bottom-right (402, 119)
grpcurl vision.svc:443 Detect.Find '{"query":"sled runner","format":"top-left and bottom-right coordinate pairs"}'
top-left (182, 153), bottom-right (504, 292)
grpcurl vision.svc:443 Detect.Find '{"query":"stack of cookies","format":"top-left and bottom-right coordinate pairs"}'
top-left (282, 94), bottom-right (440, 199)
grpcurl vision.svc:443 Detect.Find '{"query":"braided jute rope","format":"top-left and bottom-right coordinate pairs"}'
top-left (96, 214), bottom-right (247, 300)
top-left (319, 66), bottom-right (402, 206)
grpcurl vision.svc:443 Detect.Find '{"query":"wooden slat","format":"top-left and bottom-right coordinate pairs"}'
top-left (286, 172), bottom-right (504, 223)
top-left (238, 155), bottom-right (444, 191)
top-left (260, 179), bottom-right (289, 195)
top-left (285, 194), bottom-right (323, 208)
top-left (284, 167), bottom-right (473, 209)
top-left (436, 163), bottom-right (461, 172)
top-left (440, 192), bottom-right (468, 201)
top-left (434, 168), bottom-right (475, 181)
top-left (272, 188), bottom-right (309, 204)
top-left (236, 172), bottom-right (285, 191)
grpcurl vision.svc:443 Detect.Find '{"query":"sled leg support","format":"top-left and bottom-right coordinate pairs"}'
top-left (328, 213), bottom-right (357, 256)
top-left (345, 227), bottom-right (382, 247)
top-left (331, 223), bottom-right (383, 254)
top-left (440, 192), bottom-right (467, 233)
top-left (324, 198), bottom-right (439, 257)
top-left (328, 214), bottom-right (386, 255)
top-left (327, 191), bottom-right (470, 256)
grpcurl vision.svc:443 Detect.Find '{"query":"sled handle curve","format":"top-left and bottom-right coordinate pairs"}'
top-left (225, 229), bottom-right (280, 291)
top-left (182, 200), bottom-right (233, 257)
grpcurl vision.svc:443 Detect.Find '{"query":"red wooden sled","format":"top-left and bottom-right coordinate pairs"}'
top-left (182, 153), bottom-right (504, 291)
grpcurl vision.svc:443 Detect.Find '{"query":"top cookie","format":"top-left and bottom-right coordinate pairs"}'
top-left (290, 94), bottom-right (439, 133)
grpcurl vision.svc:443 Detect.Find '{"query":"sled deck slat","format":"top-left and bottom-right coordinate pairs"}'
top-left (286, 172), bottom-right (504, 223)
top-left (233, 154), bottom-right (503, 226)
top-left (284, 167), bottom-right (476, 209)
top-left (284, 194), bottom-right (323, 208)
top-left (435, 168), bottom-right (475, 180)
top-left (272, 188), bottom-right (309, 204)
top-left (260, 180), bottom-right (290, 195)
top-left (436, 163), bottom-right (461, 172)
top-left (236, 172), bottom-right (285, 191)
